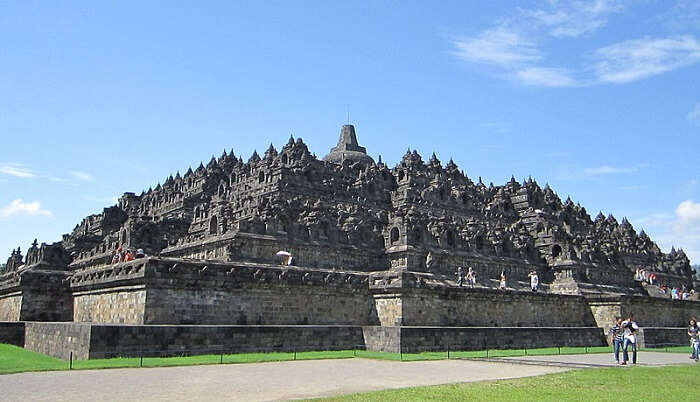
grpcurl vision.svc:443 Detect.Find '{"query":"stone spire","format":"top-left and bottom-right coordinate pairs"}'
top-left (323, 124), bottom-right (374, 165)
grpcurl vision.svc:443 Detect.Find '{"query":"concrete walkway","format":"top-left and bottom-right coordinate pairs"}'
top-left (0, 352), bottom-right (693, 401)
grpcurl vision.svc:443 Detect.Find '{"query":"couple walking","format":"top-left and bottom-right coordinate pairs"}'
top-left (609, 314), bottom-right (639, 365)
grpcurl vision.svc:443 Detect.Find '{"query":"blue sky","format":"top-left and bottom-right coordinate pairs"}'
top-left (1, 1), bottom-right (699, 263)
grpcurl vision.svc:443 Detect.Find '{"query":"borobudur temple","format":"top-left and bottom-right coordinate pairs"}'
top-left (1, 124), bottom-right (698, 359)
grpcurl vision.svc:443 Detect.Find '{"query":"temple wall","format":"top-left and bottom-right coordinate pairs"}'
top-left (372, 294), bottom-right (403, 326)
top-left (0, 322), bottom-right (25, 346)
top-left (396, 326), bottom-right (607, 353)
top-left (19, 289), bottom-right (73, 322)
top-left (0, 294), bottom-right (22, 321)
top-left (144, 285), bottom-right (373, 325)
top-left (392, 288), bottom-right (596, 327)
top-left (24, 321), bottom-right (92, 360)
top-left (637, 327), bottom-right (690, 348)
top-left (587, 296), bottom-right (700, 330)
top-left (162, 233), bottom-right (387, 271)
top-left (73, 286), bottom-right (146, 324)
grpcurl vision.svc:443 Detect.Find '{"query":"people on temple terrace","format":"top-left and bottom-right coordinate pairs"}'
top-left (528, 270), bottom-right (539, 292)
top-left (455, 267), bottom-right (465, 287)
top-left (499, 271), bottom-right (507, 290)
top-left (466, 267), bottom-right (476, 288)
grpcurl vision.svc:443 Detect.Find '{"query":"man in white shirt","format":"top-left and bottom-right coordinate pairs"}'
top-left (621, 314), bottom-right (639, 365)
top-left (528, 271), bottom-right (539, 292)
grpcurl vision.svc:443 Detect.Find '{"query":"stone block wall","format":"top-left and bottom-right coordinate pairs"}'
top-left (0, 294), bottom-right (21, 321)
top-left (21, 322), bottom-right (367, 360)
top-left (397, 326), bottom-right (607, 353)
top-left (0, 322), bottom-right (25, 346)
top-left (24, 322), bottom-right (92, 360)
top-left (73, 287), bottom-right (146, 324)
top-left (383, 287), bottom-right (597, 327)
top-left (19, 288), bottom-right (73, 322)
top-left (372, 294), bottom-right (403, 326)
top-left (144, 286), bottom-right (372, 325)
top-left (588, 296), bottom-right (700, 331)
top-left (638, 327), bottom-right (692, 348)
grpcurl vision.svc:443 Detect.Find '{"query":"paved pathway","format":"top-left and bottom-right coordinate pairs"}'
top-left (0, 352), bottom-right (694, 401)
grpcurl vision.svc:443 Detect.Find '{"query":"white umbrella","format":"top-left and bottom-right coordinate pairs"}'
top-left (275, 251), bottom-right (291, 257)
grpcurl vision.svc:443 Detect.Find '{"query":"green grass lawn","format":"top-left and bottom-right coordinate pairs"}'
top-left (0, 344), bottom-right (356, 374)
top-left (316, 364), bottom-right (700, 402)
top-left (0, 343), bottom-right (693, 375)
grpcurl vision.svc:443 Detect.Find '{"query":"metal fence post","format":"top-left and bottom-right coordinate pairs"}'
top-left (293, 349), bottom-right (297, 361)
top-left (69, 352), bottom-right (73, 370)
top-left (486, 349), bottom-right (489, 358)
top-left (220, 347), bottom-right (224, 364)
top-left (558, 346), bottom-right (561, 355)
top-left (446, 343), bottom-right (450, 360)
top-left (140, 351), bottom-right (143, 368)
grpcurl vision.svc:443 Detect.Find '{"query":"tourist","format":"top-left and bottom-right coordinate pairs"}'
top-left (528, 270), bottom-right (539, 292)
top-left (466, 267), bottom-right (476, 288)
top-left (499, 271), bottom-right (507, 290)
top-left (648, 272), bottom-right (656, 286)
top-left (455, 267), bottom-right (465, 287)
top-left (610, 317), bottom-right (624, 364)
top-left (135, 249), bottom-right (145, 258)
top-left (634, 268), bottom-right (641, 281)
top-left (687, 318), bottom-right (699, 362)
top-left (621, 314), bottom-right (639, 365)
top-left (124, 249), bottom-right (135, 262)
top-left (111, 248), bottom-right (121, 264)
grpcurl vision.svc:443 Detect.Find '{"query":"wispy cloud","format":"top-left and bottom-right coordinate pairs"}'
top-left (70, 171), bottom-right (95, 182)
top-left (557, 163), bottom-right (647, 180)
top-left (452, 28), bottom-right (541, 67)
top-left (582, 165), bottom-right (641, 176)
top-left (0, 163), bottom-right (34, 178)
top-left (0, 199), bottom-right (52, 219)
top-left (620, 184), bottom-right (647, 191)
top-left (631, 200), bottom-right (700, 263)
top-left (594, 36), bottom-right (700, 84)
top-left (524, 0), bottom-right (623, 38)
top-left (688, 103), bottom-right (700, 124)
top-left (515, 67), bottom-right (577, 87)
top-left (451, 2), bottom-right (700, 87)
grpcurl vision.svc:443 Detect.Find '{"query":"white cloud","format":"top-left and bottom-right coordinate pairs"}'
top-left (557, 163), bottom-right (646, 180)
top-left (688, 103), bottom-right (700, 124)
top-left (582, 165), bottom-right (640, 176)
top-left (0, 164), bottom-right (34, 178)
top-left (451, 2), bottom-right (700, 88)
top-left (594, 36), bottom-right (700, 83)
top-left (524, 0), bottom-right (623, 38)
top-left (676, 200), bottom-right (700, 222)
top-left (452, 28), bottom-right (541, 67)
top-left (633, 200), bottom-right (700, 264)
top-left (0, 199), bottom-right (52, 219)
top-left (70, 171), bottom-right (95, 182)
top-left (620, 185), bottom-right (646, 191)
top-left (515, 67), bottom-right (577, 87)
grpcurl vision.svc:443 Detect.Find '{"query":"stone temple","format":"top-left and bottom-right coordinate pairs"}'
top-left (0, 124), bottom-right (698, 359)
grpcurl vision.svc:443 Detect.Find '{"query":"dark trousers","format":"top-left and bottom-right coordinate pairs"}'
top-left (613, 339), bottom-right (622, 362)
top-left (623, 338), bottom-right (637, 364)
